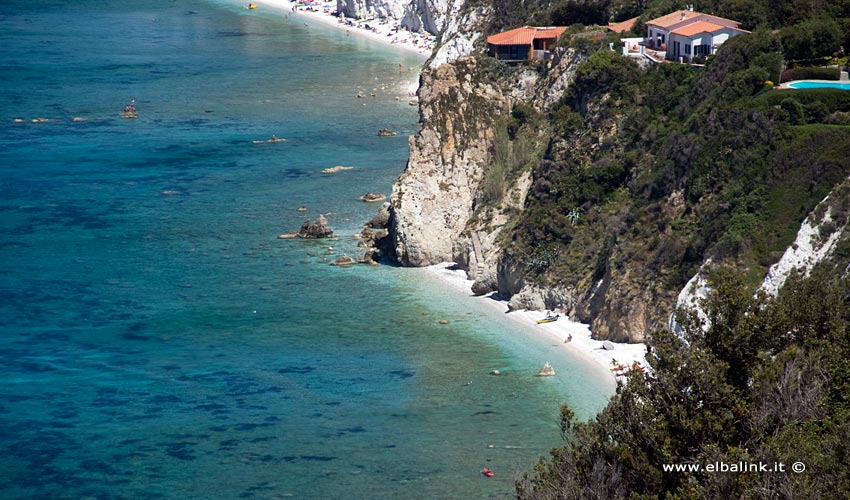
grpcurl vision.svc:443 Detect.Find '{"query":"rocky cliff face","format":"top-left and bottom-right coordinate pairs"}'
top-left (385, 56), bottom-right (507, 266)
top-left (384, 49), bottom-right (586, 270)
top-left (337, 0), bottom-right (405, 21)
top-left (336, 0), bottom-right (451, 35)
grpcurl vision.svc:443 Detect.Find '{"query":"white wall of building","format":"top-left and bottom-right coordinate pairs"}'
top-left (665, 26), bottom-right (744, 61)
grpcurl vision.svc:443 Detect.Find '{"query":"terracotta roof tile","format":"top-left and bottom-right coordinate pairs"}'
top-left (671, 20), bottom-right (727, 36)
top-left (608, 17), bottom-right (638, 33)
top-left (646, 10), bottom-right (701, 28)
top-left (487, 26), bottom-right (567, 46)
top-left (647, 10), bottom-right (741, 29)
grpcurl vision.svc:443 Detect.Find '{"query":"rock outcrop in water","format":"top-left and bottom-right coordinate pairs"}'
top-left (385, 56), bottom-right (508, 267)
top-left (298, 215), bottom-right (334, 239)
top-left (380, 49), bottom-right (586, 270)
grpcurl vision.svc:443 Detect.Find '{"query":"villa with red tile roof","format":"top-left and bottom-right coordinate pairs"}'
top-left (487, 26), bottom-right (568, 61)
top-left (645, 9), bottom-right (748, 62)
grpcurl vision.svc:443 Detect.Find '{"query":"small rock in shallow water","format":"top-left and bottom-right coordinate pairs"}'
top-left (330, 256), bottom-right (355, 267)
top-left (322, 166), bottom-right (353, 174)
top-left (537, 362), bottom-right (555, 377)
top-left (490, 370), bottom-right (500, 376)
top-left (439, 319), bottom-right (449, 324)
top-left (358, 192), bottom-right (386, 202)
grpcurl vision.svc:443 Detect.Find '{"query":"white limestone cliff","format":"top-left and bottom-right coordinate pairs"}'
top-left (388, 57), bottom-right (507, 266)
top-left (336, 0), bottom-right (450, 36)
top-left (761, 179), bottom-right (850, 296)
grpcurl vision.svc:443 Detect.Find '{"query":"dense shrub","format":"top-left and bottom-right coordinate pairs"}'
top-left (781, 18), bottom-right (844, 61)
top-left (781, 66), bottom-right (841, 81)
top-left (754, 88), bottom-right (850, 112)
top-left (825, 110), bottom-right (850, 125)
top-left (548, 0), bottom-right (609, 26)
top-left (781, 97), bottom-right (806, 124)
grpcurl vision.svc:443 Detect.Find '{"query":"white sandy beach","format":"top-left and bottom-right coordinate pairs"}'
top-left (424, 263), bottom-right (648, 382)
top-left (238, 0), bottom-right (436, 58)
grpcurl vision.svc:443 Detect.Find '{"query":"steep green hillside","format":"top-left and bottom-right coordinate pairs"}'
top-left (475, 31), bottom-right (850, 340)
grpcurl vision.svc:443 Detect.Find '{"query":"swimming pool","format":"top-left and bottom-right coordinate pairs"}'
top-left (785, 80), bottom-right (850, 90)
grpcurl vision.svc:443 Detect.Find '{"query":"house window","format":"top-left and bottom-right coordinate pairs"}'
top-left (660, 34), bottom-right (665, 44)
top-left (694, 44), bottom-right (709, 56)
top-left (685, 44), bottom-right (690, 54)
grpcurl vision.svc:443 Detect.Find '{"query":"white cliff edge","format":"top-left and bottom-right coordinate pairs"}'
top-left (761, 187), bottom-right (849, 296)
top-left (669, 260), bottom-right (712, 334)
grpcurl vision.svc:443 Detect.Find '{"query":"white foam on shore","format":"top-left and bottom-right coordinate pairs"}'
top-left (424, 263), bottom-right (648, 382)
top-left (237, 0), bottom-right (435, 58)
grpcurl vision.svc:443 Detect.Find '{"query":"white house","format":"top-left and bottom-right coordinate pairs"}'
top-left (645, 9), bottom-right (748, 62)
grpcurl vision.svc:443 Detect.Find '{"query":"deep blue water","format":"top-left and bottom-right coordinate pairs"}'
top-left (0, 1), bottom-right (613, 498)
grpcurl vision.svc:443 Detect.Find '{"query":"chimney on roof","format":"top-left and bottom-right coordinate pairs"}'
top-left (680, 11), bottom-right (686, 20)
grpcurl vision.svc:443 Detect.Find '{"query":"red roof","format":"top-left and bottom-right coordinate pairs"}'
top-left (647, 10), bottom-right (740, 29)
top-left (487, 26), bottom-right (568, 46)
top-left (646, 10), bottom-right (701, 28)
top-left (608, 17), bottom-right (638, 33)
top-left (671, 20), bottom-right (727, 36)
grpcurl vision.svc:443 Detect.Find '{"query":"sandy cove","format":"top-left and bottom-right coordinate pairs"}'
top-left (238, 0), bottom-right (435, 58)
top-left (424, 263), bottom-right (648, 382)
top-left (234, 0), bottom-right (647, 381)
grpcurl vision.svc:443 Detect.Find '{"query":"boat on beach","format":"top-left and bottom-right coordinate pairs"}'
top-left (536, 314), bottom-right (559, 324)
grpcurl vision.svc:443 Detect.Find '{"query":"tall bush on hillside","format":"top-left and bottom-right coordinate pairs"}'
top-left (781, 18), bottom-right (843, 61)
top-left (548, 0), bottom-right (611, 26)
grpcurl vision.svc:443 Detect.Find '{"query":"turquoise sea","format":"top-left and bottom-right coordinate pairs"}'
top-left (0, 1), bottom-right (613, 498)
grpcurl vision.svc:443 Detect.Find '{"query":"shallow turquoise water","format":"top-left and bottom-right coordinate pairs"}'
top-left (0, 1), bottom-right (613, 498)
top-left (786, 80), bottom-right (850, 90)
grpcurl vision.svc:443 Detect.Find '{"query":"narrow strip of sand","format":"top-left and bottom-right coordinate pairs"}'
top-left (423, 263), bottom-right (648, 382)
top-left (235, 0), bottom-right (435, 58)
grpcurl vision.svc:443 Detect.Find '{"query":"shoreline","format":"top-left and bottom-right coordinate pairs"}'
top-left (233, 0), bottom-right (647, 385)
top-left (240, 0), bottom-right (435, 58)
top-left (422, 263), bottom-right (647, 383)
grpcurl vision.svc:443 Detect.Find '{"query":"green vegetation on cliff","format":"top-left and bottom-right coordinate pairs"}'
top-left (486, 0), bottom-right (849, 62)
top-left (487, 30), bottom-right (850, 338)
